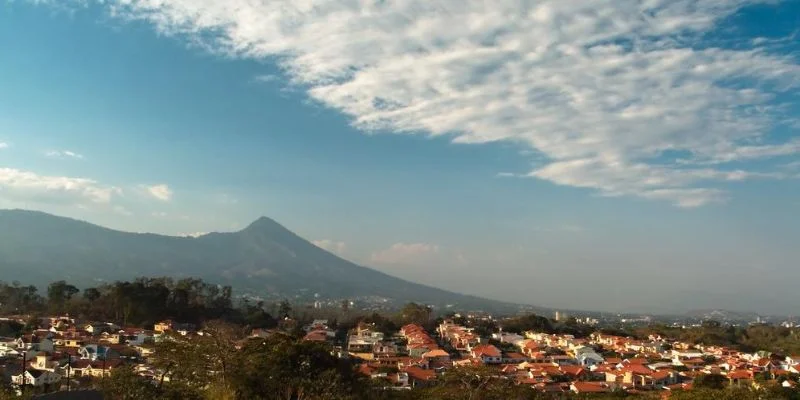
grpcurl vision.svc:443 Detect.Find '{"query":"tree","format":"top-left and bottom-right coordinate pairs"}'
top-left (693, 373), bottom-right (727, 390)
top-left (100, 365), bottom-right (161, 400)
top-left (83, 287), bottom-right (101, 302)
top-left (399, 303), bottom-right (432, 326)
top-left (151, 320), bottom-right (242, 393)
top-left (47, 280), bottom-right (79, 312)
top-left (232, 334), bottom-right (369, 400)
top-left (426, 365), bottom-right (535, 400)
top-left (278, 300), bottom-right (292, 318)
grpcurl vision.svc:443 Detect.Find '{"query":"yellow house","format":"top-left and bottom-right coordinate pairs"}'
top-left (154, 320), bottom-right (172, 333)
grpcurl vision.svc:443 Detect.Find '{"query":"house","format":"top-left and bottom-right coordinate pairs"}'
top-left (250, 328), bottom-right (278, 339)
top-left (16, 336), bottom-right (54, 353)
top-left (492, 332), bottom-right (524, 345)
top-left (0, 347), bottom-right (19, 357)
top-left (672, 349), bottom-right (704, 359)
top-left (407, 343), bottom-right (436, 358)
top-left (85, 359), bottom-right (122, 378)
top-left (560, 365), bottom-right (587, 381)
top-left (470, 344), bottom-right (502, 364)
top-left (31, 354), bottom-right (60, 372)
top-left (753, 358), bottom-right (776, 372)
top-left (154, 320), bottom-right (171, 333)
top-left (302, 331), bottom-right (330, 342)
top-left (63, 339), bottom-right (85, 348)
top-left (11, 370), bottom-right (61, 387)
top-left (124, 330), bottom-right (154, 346)
top-left (134, 345), bottom-right (155, 357)
top-left (79, 344), bottom-right (120, 361)
top-left (373, 341), bottom-right (398, 356)
top-left (403, 366), bottom-right (436, 388)
top-left (84, 324), bottom-right (108, 335)
top-left (422, 349), bottom-right (450, 361)
top-left (61, 359), bottom-right (92, 378)
top-left (727, 370), bottom-right (753, 387)
top-left (574, 347), bottom-right (604, 367)
top-left (0, 336), bottom-right (19, 350)
top-left (100, 332), bottom-right (123, 344)
top-left (503, 352), bottom-right (528, 364)
top-left (652, 370), bottom-right (679, 387)
top-left (570, 382), bottom-right (611, 394)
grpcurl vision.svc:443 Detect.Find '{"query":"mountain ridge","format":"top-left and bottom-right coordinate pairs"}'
top-left (0, 209), bottom-right (524, 313)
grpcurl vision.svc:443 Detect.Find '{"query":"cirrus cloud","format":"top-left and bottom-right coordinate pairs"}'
top-left (56, 0), bottom-right (800, 207)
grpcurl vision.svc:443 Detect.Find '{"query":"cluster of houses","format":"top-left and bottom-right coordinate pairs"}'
top-left (3, 313), bottom-right (800, 397)
top-left (0, 315), bottom-right (198, 393)
top-left (352, 319), bottom-right (800, 395)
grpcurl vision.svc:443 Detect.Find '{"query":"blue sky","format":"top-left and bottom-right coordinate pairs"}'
top-left (1, 0), bottom-right (799, 314)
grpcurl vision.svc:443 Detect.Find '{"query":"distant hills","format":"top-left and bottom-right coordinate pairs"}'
top-left (0, 210), bottom-right (522, 313)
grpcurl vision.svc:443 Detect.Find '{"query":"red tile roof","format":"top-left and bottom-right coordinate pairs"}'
top-left (404, 366), bottom-right (436, 381)
top-left (572, 382), bottom-right (611, 393)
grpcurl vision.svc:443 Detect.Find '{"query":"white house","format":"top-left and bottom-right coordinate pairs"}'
top-left (0, 337), bottom-right (18, 350)
top-left (0, 348), bottom-right (20, 357)
top-left (79, 344), bottom-right (119, 361)
top-left (469, 344), bottom-right (502, 364)
top-left (575, 350), bottom-right (604, 367)
top-left (126, 331), bottom-right (154, 346)
top-left (492, 332), bottom-right (524, 345)
top-left (11, 370), bottom-right (61, 387)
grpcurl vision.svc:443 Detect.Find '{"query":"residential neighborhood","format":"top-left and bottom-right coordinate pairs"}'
top-left (350, 317), bottom-right (800, 395)
top-left (1, 305), bottom-right (800, 399)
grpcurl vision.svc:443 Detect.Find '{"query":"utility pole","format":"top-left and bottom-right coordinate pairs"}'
top-left (66, 354), bottom-right (71, 391)
top-left (20, 350), bottom-right (26, 394)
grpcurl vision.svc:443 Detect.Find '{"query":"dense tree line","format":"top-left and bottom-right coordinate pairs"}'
top-left (446, 312), bottom-right (596, 339)
top-left (0, 278), bottom-right (278, 329)
top-left (634, 321), bottom-right (800, 356)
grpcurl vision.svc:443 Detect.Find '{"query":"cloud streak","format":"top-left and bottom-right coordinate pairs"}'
top-left (46, 150), bottom-right (85, 160)
top-left (0, 167), bottom-right (120, 205)
top-left (62, 0), bottom-right (800, 206)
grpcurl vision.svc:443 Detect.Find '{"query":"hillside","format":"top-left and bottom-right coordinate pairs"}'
top-left (0, 210), bottom-right (520, 312)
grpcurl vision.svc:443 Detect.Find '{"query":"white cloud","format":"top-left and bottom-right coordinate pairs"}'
top-left (0, 143), bottom-right (8, 150)
top-left (0, 167), bottom-right (120, 205)
top-left (45, 150), bottom-right (84, 160)
top-left (371, 242), bottom-right (440, 265)
top-left (58, 0), bottom-right (800, 206)
top-left (179, 232), bottom-right (208, 238)
top-left (144, 184), bottom-right (173, 201)
top-left (312, 239), bottom-right (346, 255)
